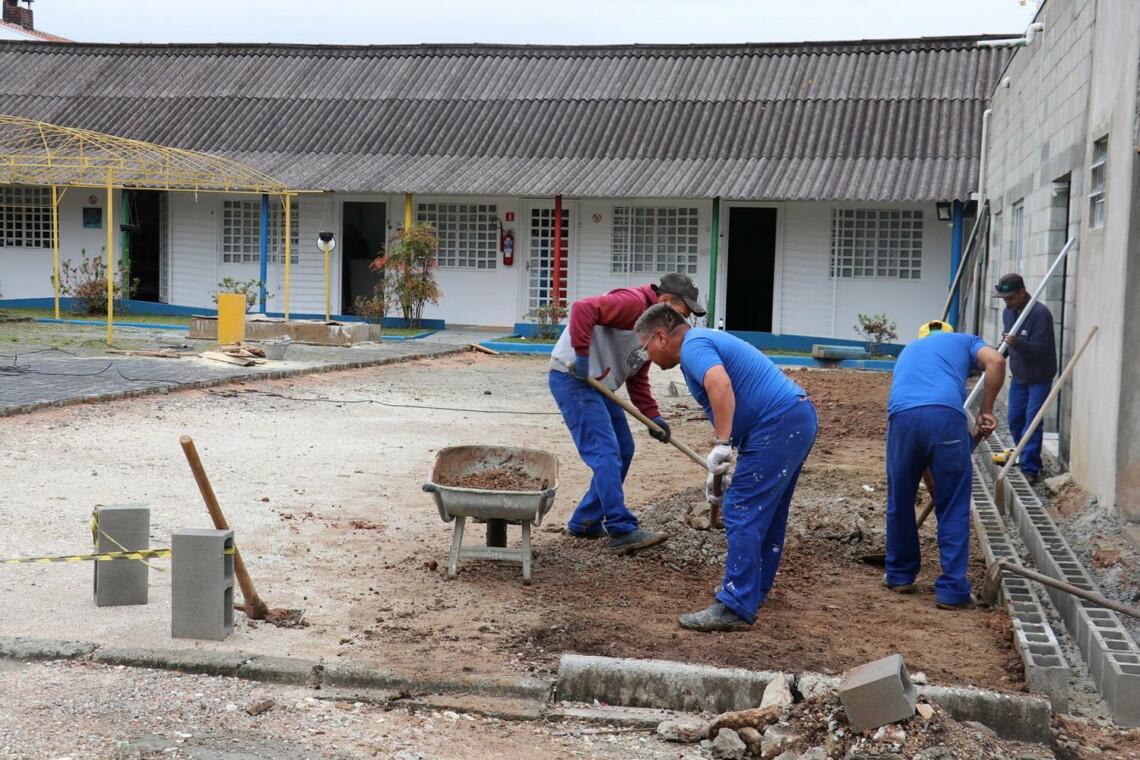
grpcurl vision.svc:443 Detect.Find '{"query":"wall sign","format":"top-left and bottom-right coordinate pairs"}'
top-left (505, 212), bottom-right (515, 222)
top-left (592, 213), bottom-right (602, 223)
top-left (87, 195), bottom-right (98, 205)
top-left (83, 207), bottom-right (103, 229)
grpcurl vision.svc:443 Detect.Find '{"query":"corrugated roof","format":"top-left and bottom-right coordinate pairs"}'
top-left (0, 38), bottom-right (1012, 201)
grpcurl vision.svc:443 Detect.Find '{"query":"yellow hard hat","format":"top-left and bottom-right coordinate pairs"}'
top-left (918, 320), bottom-right (954, 339)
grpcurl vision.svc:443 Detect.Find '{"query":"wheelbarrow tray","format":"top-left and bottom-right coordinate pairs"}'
top-left (422, 445), bottom-right (559, 584)
top-left (423, 445), bottom-right (558, 524)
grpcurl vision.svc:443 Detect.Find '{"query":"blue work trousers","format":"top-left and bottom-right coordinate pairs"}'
top-left (715, 397), bottom-right (817, 623)
top-left (885, 406), bottom-right (974, 606)
top-left (1008, 379), bottom-right (1050, 477)
top-left (548, 370), bottom-right (639, 535)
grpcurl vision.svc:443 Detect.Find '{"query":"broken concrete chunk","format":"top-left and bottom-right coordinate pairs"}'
top-left (657, 718), bottom-right (709, 743)
top-left (759, 674), bottom-right (794, 709)
top-left (711, 727), bottom-right (747, 760)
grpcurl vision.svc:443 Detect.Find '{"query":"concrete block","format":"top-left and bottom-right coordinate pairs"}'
top-left (171, 528), bottom-right (234, 641)
top-left (93, 505), bottom-right (150, 607)
top-left (1100, 653), bottom-right (1140, 727)
top-left (837, 654), bottom-right (916, 731)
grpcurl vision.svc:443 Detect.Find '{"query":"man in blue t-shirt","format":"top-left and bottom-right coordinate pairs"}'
top-left (635, 303), bottom-right (818, 632)
top-left (884, 320), bottom-right (1005, 609)
top-left (994, 273), bottom-right (1057, 483)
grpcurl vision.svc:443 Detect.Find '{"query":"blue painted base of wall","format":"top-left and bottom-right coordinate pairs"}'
top-left (0, 298), bottom-right (446, 331)
top-left (483, 336), bottom-right (895, 370)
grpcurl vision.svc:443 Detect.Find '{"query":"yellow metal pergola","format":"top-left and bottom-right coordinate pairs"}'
top-left (0, 113), bottom-right (299, 341)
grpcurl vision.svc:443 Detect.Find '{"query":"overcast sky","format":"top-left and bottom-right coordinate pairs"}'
top-left (34, 0), bottom-right (1042, 46)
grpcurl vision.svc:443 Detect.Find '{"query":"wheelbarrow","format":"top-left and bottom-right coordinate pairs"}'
top-left (422, 445), bottom-right (558, 584)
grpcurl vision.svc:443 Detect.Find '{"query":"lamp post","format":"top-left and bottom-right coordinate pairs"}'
top-left (317, 231), bottom-right (336, 321)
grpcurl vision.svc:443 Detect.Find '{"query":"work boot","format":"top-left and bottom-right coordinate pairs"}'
top-left (881, 573), bottom-right (916, 594)
top-left (679, 602), bottom-right (752, 632)
top-left (935, 593), bottom-right (978, 611)
top-left (565, 525), bottom-right (607, 540)
top-left (608, 528), bottom-right (668, 554)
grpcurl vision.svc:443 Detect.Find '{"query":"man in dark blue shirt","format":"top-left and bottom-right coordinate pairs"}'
top-left (884, 320), bottom-right (1005, 609)
top-left (994, 273), bottom-right (1058, 483)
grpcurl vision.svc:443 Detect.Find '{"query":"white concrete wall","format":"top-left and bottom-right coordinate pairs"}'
top-left (774, 201), bottom-right (957, 342)
top-left (0, 188), bottom-right (124, 299)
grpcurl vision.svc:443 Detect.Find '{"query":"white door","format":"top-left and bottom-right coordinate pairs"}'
top-left (521, 202), bottom-right (572, 313)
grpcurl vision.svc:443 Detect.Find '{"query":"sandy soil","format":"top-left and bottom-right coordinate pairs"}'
top-left (1, 349), bottom-right (1138, 758)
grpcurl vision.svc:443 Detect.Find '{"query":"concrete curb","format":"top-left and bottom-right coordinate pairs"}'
top-left (0, 636), bottom-right (1053, 745)
top-left (556, 654), bottom-right (1052, 745)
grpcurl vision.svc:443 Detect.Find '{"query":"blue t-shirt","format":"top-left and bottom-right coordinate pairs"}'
top-left (680, 328), bottom-right (805, 438)
top-left (888, 332), bottom-right (989, 419)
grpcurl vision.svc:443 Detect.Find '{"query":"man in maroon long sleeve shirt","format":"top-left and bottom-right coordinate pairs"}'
top-left (548, 273), bottom-right (705, 553)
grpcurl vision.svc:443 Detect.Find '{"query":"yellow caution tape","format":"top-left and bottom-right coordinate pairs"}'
top-left (2, 547), bottom-right (233, 564)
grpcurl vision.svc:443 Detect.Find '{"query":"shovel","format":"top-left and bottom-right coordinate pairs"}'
top-left (860, 429), bottom-right (986, 566)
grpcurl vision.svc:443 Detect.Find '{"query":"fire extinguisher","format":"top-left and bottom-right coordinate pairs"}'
top-left (501, 230), bottom-right (515, 266)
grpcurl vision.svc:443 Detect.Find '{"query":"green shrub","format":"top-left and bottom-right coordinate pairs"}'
top-left (211, 277), bottom-right (272, 313)
top-left (854, 312), bottom-right (898, 356)
top-left (525, 302), bottom-right (567, 341)
top-left (52, 249), bottom-right (138, 315)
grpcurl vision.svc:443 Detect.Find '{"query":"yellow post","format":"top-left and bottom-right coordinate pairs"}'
top-left (51, 185), bottom-right (60, 319)
top-left (106, 171), bottom-right (115, 344)
top-left (283, 193), bottom-right (292, 319)
top-left (404, 193), bottom-right (413, 230)
top-left (217, 293), bottom-right (246, 345)
top-left (323, 239), bottom-right (331, 321)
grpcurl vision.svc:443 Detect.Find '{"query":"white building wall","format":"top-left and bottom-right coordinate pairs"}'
top-left (168, 194), bottom-right (220, 310)
top-left (0, 187), bottom-right (123, 300)
top-left (776, 202), bottom-right (956, 342)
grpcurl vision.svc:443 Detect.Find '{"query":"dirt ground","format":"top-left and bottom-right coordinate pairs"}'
top-left (2, 349), bottom-right (1139, 757)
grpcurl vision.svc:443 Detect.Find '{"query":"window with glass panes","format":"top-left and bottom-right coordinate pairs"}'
top-left (830, 209), bottom-right (923, 279)
top-left (1, 186), bottom-right (52, 248)
top-left (417, 203), bottom-right (498, 269)
top-left (221, 200), bottom-right (299, 264)
top-left (611, 206), bottom-right (699, 274)
top-left (1089, 137), bottom-right (1107, 228)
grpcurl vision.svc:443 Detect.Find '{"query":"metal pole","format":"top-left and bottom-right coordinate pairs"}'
top-left (708, 197), bottom-right (720, 324)
top-left (51, 185), bottom-right (60, 319)
top-left (106, 169), bottom-right (114, 344)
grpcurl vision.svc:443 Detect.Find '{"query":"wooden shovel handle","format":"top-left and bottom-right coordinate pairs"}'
top-left (179, 435), bottom-right (269, 619)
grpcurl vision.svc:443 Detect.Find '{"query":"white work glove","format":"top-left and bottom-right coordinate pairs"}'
top-left (706, 444), bottom-right (733, 475)
top-left (706, 471), bottom-right (731, 506)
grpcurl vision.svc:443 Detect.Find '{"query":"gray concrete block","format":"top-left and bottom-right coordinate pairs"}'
top-left (171, 528), bottom-right (234, 641)
top-left (1100, 653), bottom-right (1140, 727)
top-left (93, 504), bottom-right (150, 607)
top-left (837, 654), bottom-right (916, 731)
top-left (556, 654), bottom-right (776, 714)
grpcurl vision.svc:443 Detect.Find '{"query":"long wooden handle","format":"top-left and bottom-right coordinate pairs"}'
top-left (997, 560), bottom-right (1140, 619)
top-left (582, 372), bottom-right (710, 471)
top-left (179, 435), bottom-right (269, 619)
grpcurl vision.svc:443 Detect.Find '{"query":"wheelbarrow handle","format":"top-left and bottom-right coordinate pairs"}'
top-left (564, 360), bottom-right (709, 472)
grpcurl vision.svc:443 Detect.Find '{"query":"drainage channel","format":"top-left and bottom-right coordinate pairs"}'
top-left (971, 435), bottom-right (1140, 726)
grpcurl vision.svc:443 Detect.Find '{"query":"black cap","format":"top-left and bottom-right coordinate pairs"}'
top-left (994, 273), bottom-right (1026, 296)
top-left (653, 273), bottom-right (706, 316)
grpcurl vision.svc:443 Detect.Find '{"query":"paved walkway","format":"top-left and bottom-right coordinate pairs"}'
top-left (0, 325), bottom-right (510, 417)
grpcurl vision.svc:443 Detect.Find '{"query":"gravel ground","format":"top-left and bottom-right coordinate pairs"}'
top-left (0, 659), bottom-right (686, 760)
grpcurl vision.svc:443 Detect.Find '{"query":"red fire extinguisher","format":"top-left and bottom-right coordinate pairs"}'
top-left (501, 230), bottom-right (515, 266)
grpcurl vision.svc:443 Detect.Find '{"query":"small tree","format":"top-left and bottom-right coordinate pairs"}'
top-left (210, 277), bottom-right (272, 313)
top-left (854, 312), bottom-right (898, 357)
top-left (370, 224), bottom-right (442, 329)
top-left (525, 302), bottom-right (567, 341)
top-left (52, 249), bottom-right (138, 315)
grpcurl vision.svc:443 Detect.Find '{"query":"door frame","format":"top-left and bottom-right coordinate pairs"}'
top-left (518, 199), bottom-right (577, 311)
top-left (719, 202), bottom-right (785, 334)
